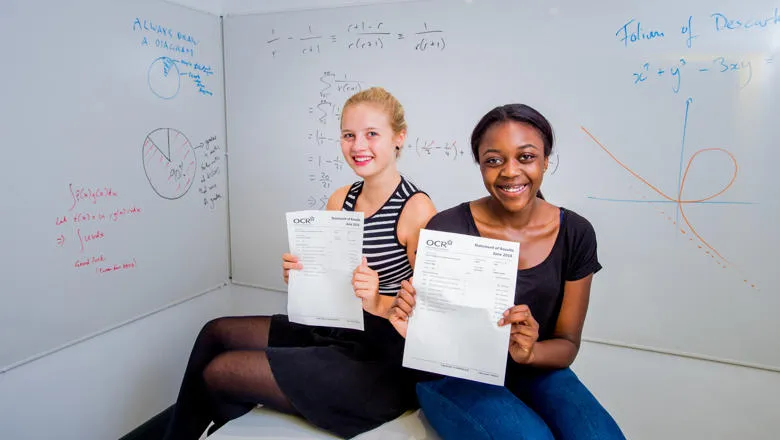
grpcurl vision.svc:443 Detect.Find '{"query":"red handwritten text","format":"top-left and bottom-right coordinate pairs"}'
top-left (111, 205), bottom-right (142, 222)
top-left (97, 258), bottom-right (137, 274)
top-left (77, 228), bottom-right (105, 252)
top-left (72, 212), bottom-right (107, 223)
top-left (69, 184), bottom-right (118, 211)
top-left (74, 254), bottom-right (106, 269)
top-left (60, 206), bottom-right (142, 225)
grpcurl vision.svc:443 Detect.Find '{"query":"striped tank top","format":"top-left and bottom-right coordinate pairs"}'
top-left (341, 176), bottom-right (426, 296)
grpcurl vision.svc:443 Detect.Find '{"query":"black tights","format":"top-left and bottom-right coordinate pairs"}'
top-left (162, 316), bottom-right (297, 440)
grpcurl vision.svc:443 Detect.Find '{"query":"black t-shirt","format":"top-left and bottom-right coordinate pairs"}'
top-left (423, 202), bottom-right (602, 378)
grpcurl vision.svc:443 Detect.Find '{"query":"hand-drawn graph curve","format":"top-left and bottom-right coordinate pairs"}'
top-left (143, 128), bottom-right (197, 200)
top-left (581, 97), bottom-right (758, 289)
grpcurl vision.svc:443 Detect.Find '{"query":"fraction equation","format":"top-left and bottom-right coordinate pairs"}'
top-left (408, 137), bottom-right (465, 160)
top-left (266, 21), bottom-right (447, 58)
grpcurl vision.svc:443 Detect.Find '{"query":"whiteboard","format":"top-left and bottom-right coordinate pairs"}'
top-left (0, 0), bottom-right (229, 370)
top-left (224, 0), bottom-right (780, 370)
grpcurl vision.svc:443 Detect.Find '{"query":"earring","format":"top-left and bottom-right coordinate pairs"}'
top-left (395, 145), bottom-right (400, 150)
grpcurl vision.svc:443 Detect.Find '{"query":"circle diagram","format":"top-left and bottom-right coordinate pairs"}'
top-left (143, 128), bottom-right (197, 200)
top-left (148, 56), bottom-right (180, 99)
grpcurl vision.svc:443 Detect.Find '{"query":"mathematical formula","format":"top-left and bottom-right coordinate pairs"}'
top-left (408, 137), bottom-right (465, 160)
top-left (309, 71), bottom-right (364, 125)
top-left (302, 70), bottom-right (471, 207)
top-left (266, 21), bottom-right (447, 59)
top-left (631, 55), bottom-right (772, 93)
top-left (616, 10), bottom-right (777, 95)
top-left (56, 184), bottom-right (141, 275)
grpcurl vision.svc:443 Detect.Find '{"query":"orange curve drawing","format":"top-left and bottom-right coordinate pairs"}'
top-left (580, 126), bottom-right (738, 265)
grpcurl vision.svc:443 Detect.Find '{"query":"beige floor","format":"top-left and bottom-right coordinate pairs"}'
top-left (207, 406), bottom-right (441, 440)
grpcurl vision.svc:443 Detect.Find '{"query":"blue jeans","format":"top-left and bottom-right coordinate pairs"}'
top-left (416, 368), bottom-right (625, 440)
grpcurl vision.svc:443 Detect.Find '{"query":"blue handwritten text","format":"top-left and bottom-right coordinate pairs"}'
top-left (711, 9), bottom-right (780, 32)
top-left (616, 19), bottom-right (665, 47)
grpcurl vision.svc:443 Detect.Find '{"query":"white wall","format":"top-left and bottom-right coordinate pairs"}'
top-left (163, 0), bottom-right (422, 16)
top-left (0, 287), bottom-right (233, 440)
top-left (163, 0), bottom-right (223, 15)
top-left (220, 0), bottom-right (421, 15)
top-left (231, 284), bottom-right (287, 315)
top-left (0, 283), bottom-right (293, 440)
top-left (2, 1), bottom-right (776, 439)
top-left (572, 342), bottom-right (780, 439)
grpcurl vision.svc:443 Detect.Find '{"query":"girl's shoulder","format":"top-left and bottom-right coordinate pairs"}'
top-left (325, 183), bottom-right (358, 210)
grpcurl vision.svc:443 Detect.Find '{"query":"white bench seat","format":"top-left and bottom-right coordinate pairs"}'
top-left (209, 406), bottom-right (442, 440)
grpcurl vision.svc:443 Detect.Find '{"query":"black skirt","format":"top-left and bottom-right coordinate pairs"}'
top-left (265, 314), bottom-right (416, 439)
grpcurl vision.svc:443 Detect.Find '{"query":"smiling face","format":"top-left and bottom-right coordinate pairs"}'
top-left (477, 121), bottom-right (549, 212)
top-left (340, 102), bottom-right (405, 179)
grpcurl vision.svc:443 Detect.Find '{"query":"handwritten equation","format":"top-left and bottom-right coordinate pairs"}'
top-left (309, 71), bottom-right (364, 126)
top-left (303, 71), bottom-right (359, 196)
top-left (55, 184), bottom-right (141, 275)
top-left (630, 55), bottom-right (772, 93)
top-left (195, 135), bottom-right (224, 210)
top-left (308, 71), bottom-right (364, 137)
top-left (133, 18), bottom-right (214, 99)
top-left (408, 137), bottom-right (465, 160)
top-left (616, 10), bottom-right (777, 95)
top-left (302, 71), bottom-right (472, 207)
top-left (308, 128), bottom-right (341, 145)
top-left (266, 21), bottom-right (447, 59)
top-left (302, 133), bottom-right (469, 197)
top-left (308, 154), bottom-right (345, 171)
top-left (306, 194), bottom-right (331, 210)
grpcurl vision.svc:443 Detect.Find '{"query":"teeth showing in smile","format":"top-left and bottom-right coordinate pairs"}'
top-left (499, 184), bottom-right (527, 193)
top-left (354, 156), bottom-right (373, 163)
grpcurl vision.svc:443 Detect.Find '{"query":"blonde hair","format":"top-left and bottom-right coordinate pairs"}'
top-left (341, 86), bottom-right (407, 135)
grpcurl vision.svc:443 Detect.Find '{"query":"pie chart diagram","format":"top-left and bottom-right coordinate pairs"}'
top-left (143, 128), bottom-right (197, 200)
top-left (148, 56), bottom-right (180, 100)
